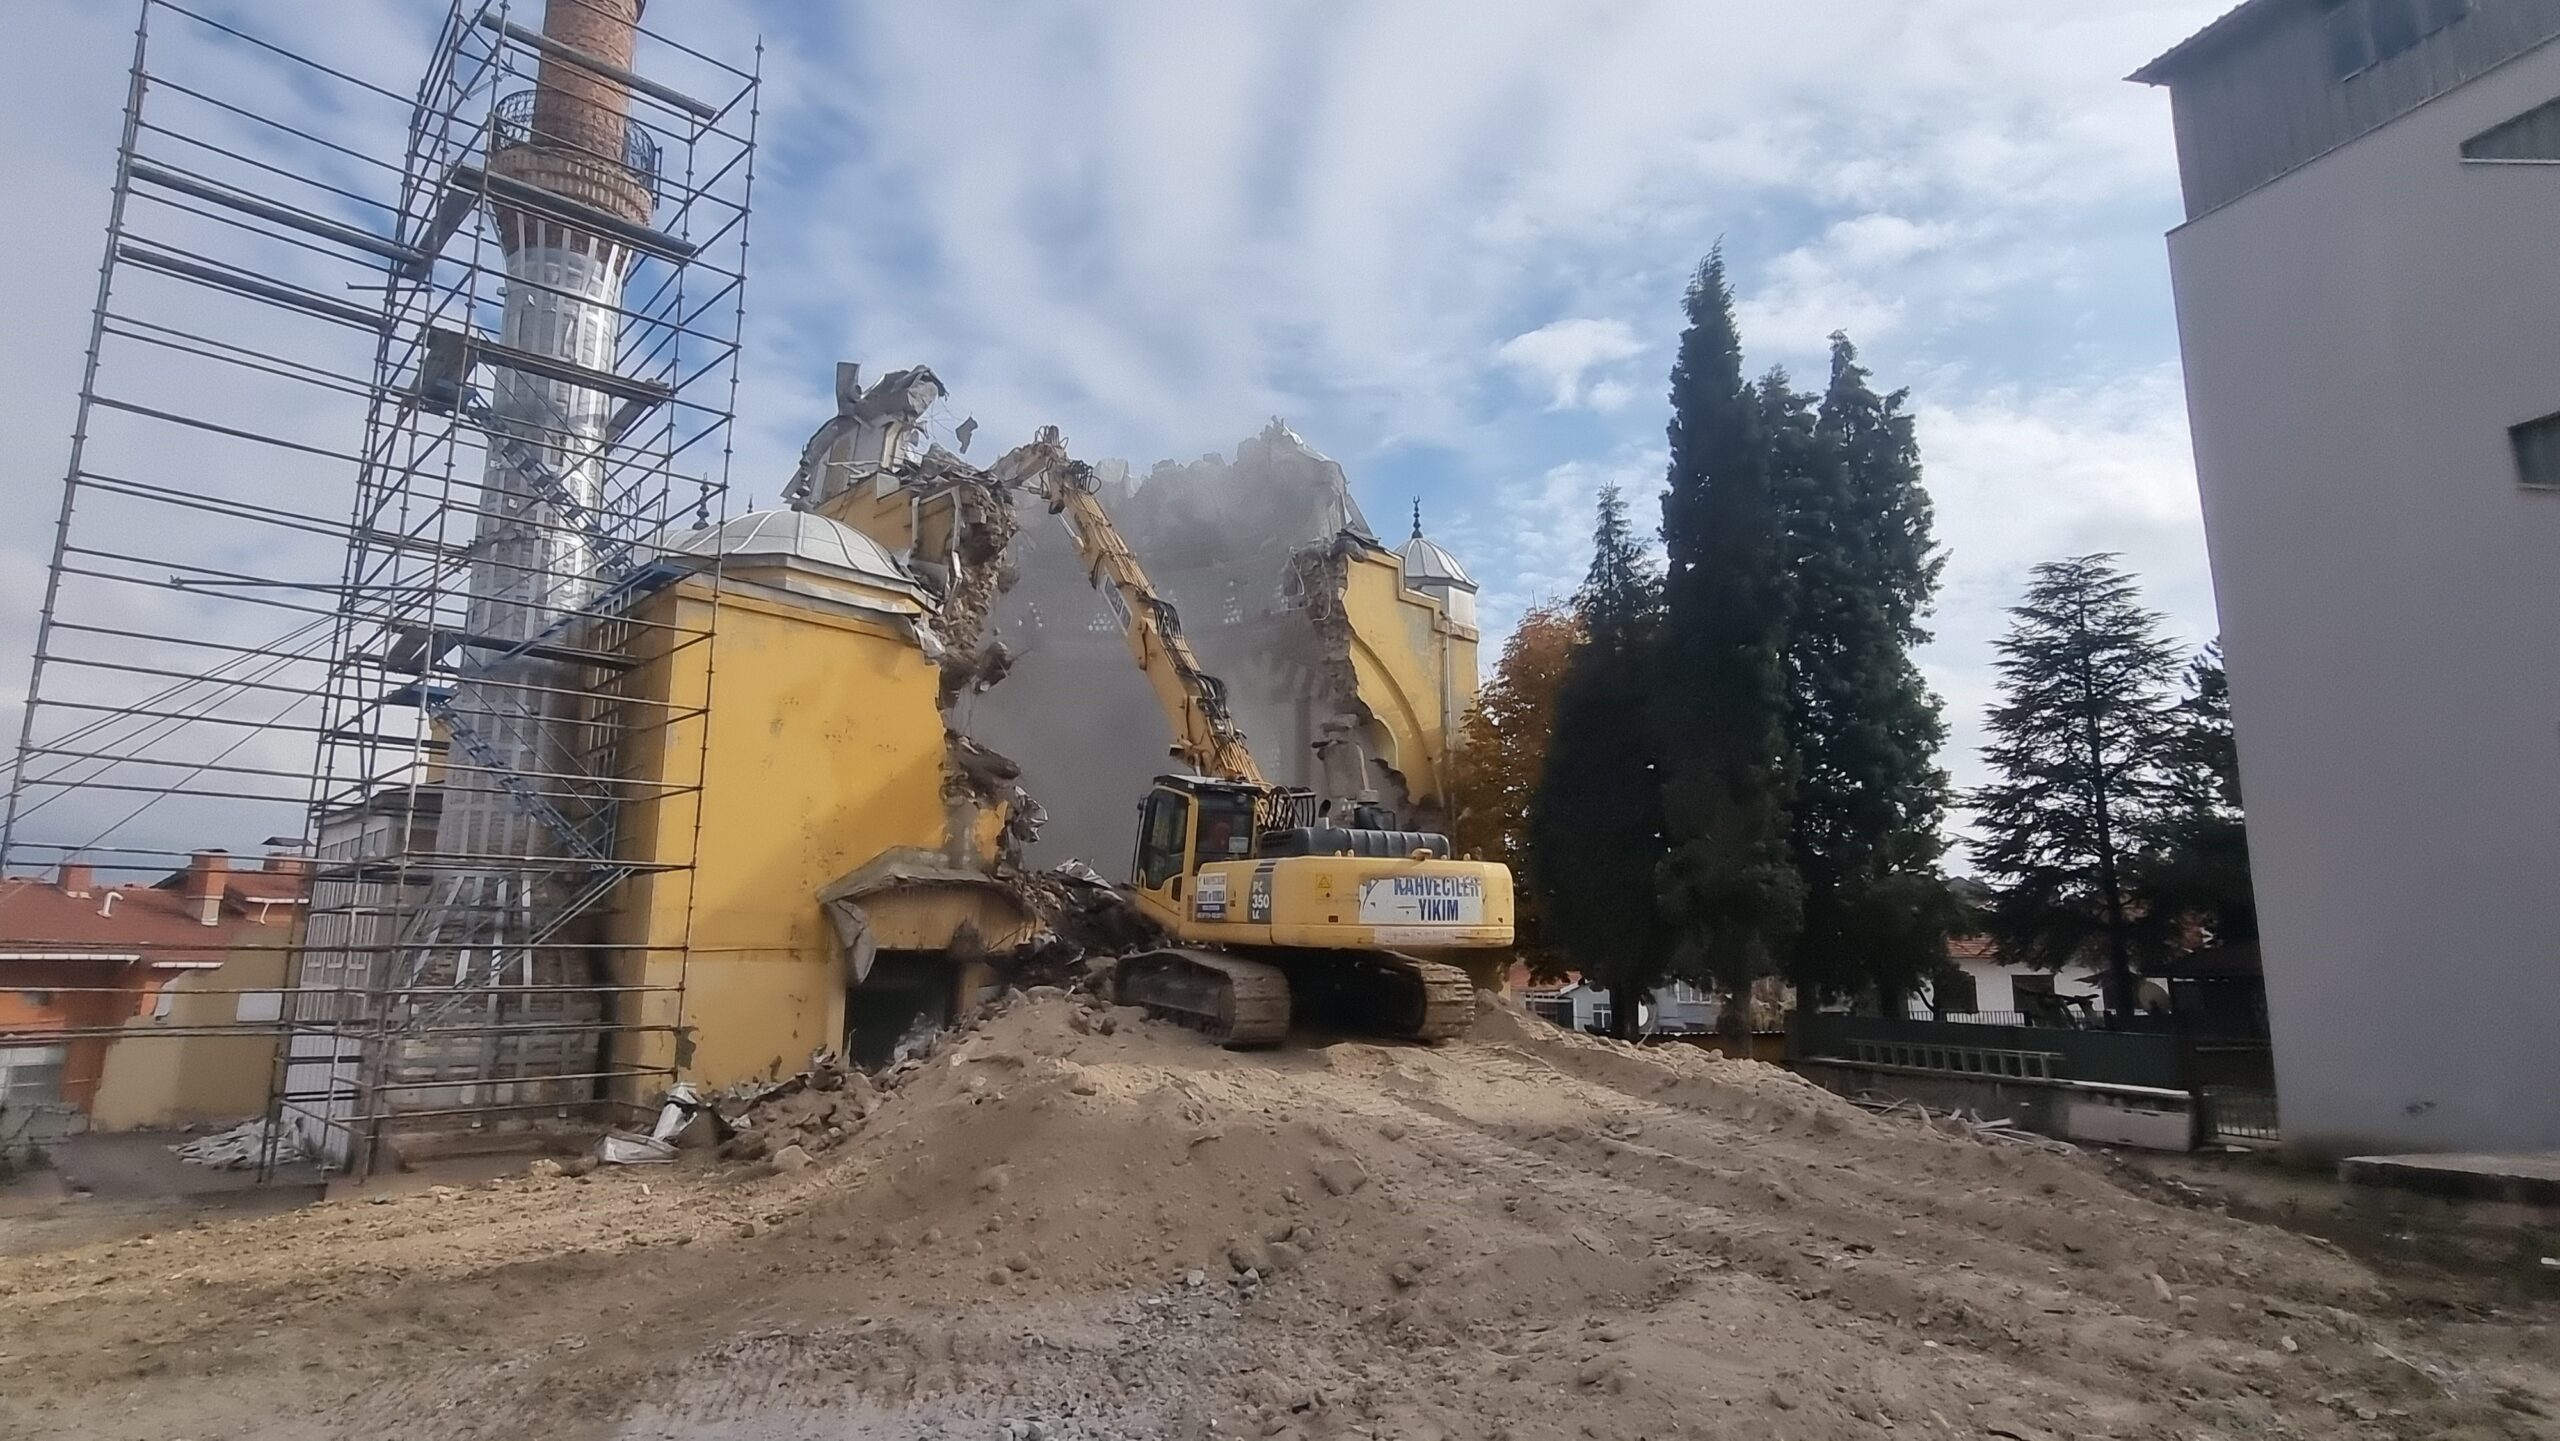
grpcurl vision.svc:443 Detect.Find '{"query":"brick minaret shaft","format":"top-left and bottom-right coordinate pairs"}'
top-left (490, 0), bottom-right (652, 240)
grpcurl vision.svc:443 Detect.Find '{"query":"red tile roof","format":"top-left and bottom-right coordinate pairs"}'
top-left (218, 864), bottom-right (310, 906)
top-left (0, 864), bottom-right (299, 965)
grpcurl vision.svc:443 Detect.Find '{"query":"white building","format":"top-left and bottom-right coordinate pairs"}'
top-left (1526, 980), bottom-right (1719, 1035)
top-left (1912, 939), bottom-right (2112, 1024)
top-left (2136, 0), bottom-right (2560, 1153)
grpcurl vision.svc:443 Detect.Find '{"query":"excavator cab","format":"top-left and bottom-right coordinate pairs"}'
top-left (1129, 776), bottom-right (1259, 910)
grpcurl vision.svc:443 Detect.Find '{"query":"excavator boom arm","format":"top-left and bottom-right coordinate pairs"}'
top-left (991, 432), bottom-right (1266, 788)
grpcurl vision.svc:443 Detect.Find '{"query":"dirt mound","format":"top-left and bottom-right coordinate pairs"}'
top-left (1, 996), bottom-right (2553, 1440)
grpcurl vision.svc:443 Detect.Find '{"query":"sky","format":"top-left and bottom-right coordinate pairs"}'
top-left (0, 0), bottom-right (2236, 861)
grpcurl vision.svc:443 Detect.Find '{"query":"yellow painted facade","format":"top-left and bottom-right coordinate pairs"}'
top-left (1340, 547), bottom-right (1479, 814)
top-left (603, 574), bottom-right (997, 1100)
top-left (594, 467), bottom-right (1480, 1100)
top-left (807, 476), bottom-right (947, 561)
top-left (88, 937), bottom-right (290, 1131)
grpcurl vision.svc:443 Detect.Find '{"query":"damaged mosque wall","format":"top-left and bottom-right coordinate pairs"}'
top-left (958, 420), bottom-right (1482, 870)
top-left (778, 360), bottom-right (1481, 878)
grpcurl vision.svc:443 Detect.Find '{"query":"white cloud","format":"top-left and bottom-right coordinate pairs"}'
top-left (1583, 379), bottom-right (1639, 414)
top-left (1452, 447), bottom-right (1670, 652)
top-left (0, 0), bottom-right (2242, 868)
top-left (678, 0), bottom-right (2234, 470)
top-left (1913, 364), bottom-right (2216, 836)
top-left (1493, 318), bottom-right (1647, 411)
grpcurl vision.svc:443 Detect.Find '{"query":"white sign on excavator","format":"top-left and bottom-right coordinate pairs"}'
top-left (1358, 874), bottom-right (1484, 926)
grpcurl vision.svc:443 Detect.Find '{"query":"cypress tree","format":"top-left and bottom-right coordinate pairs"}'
top-left (1654, 251), bottom-right (1802, 1043)
top-left (1972, 555), bottom-right (2184, 1019)
top-left (1532, 485), bottom-right (1669, 1038)
top-left (1782, 335), bottom-right (1956, 1015)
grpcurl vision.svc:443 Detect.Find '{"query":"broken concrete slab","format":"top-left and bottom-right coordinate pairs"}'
top-left (2338, 1151), bottom-right (2560, 1205)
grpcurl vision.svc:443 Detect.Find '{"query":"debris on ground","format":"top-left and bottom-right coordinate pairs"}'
top-left (595, 1081), bottom-right (710, 1166)
top-left (166, 1119), bottom-right (297, 1171)
top-left (717, 1048), bottom-right (886, 1164)
top-left (1008, 865), bottom-right (1163, 965)
top-left (1851, 1092), bottom-right (2084, 1154)
top-left (8, 994), bottom-right (2556, 1441)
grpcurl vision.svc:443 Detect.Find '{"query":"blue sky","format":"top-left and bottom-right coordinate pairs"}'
top-left (0, 0), bottom-right (2237, 838)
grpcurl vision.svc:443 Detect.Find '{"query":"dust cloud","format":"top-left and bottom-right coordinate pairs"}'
top-left (957, 421), bottom-right (1407, 870)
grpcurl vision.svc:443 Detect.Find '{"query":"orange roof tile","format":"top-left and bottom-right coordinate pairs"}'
top-left (0, 870), bottom-right (295, 965)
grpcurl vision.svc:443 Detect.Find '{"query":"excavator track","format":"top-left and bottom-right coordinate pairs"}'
top-left (1284, 951), bottom-right (1476, 1044)
top-left (1115, 948), bottom-right (1292, 1048)
top-left (1400, 956), bottom-right (1480, 1042)
top-left (1114, 948), bottom-right (1476, 1048)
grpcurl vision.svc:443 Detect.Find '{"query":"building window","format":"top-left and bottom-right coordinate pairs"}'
top-left (2462, 97), bottom-right (2560, 161)
top-left (2512, 412), bottom-right (2560, 491)
top-left (2325, 0), bottom-right (2470, 81)
top-left (0, 1044), bottom-right (69, 1107)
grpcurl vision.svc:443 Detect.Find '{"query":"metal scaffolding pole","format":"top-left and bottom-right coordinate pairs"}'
top-left (0, 0), bottom-right (756, 1181)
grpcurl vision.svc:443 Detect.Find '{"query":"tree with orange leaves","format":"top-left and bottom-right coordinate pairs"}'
top-left (1450, 602), bottom-right (1578, 979)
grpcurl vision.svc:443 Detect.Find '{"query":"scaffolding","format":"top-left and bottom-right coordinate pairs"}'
top-left (0, 1), bottom-right (758, 1177)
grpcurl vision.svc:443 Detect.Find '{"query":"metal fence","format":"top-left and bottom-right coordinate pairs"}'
top-left (1799, 1012), bottom-right (2285, 1145)
top-left (1798, 1012), bottom-right (2188, 1091)
top-left (2198, 1085), bottom-right (2281, 1144)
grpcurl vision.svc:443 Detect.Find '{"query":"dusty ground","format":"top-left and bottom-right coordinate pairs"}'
top-left (1, 995), bottom-right (2554, 1441)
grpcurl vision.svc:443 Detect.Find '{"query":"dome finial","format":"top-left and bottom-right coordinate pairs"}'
top-left (1410, 496), bottom-right (1423, 541)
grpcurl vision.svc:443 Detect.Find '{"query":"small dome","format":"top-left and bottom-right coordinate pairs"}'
top-left (659, 509), bottom-right (924, 600)
top-left (1400, 533), bottom-right (1476, 591)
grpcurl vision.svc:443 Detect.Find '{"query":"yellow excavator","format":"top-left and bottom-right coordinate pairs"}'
top-left (988, 436), bottom-right (1514, 1045)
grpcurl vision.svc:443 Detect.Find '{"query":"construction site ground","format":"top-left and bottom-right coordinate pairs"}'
top-left (1, 995), bottom-right (2553, 1441)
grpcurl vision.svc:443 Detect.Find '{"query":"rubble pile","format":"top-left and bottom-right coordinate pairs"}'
top-left (167, 1118), bottom-right (297, 1171)
top-left (715, 985), bottom-right (1128, 1168)
top-left (1008, 861), bottom-right (1163, 959)
top-left (6, 995), bottom-right (2555, 1441)
top-left (614, 994), bottom-right (2548, 1440)
top-left (714, 1052), bottom-right (883, 1166)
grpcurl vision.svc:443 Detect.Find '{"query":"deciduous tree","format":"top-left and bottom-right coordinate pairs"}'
top-left (1451, 603), bottom-right (1578, 977)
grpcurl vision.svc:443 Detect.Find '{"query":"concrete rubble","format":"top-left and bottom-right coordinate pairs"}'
top-left (10, 994), bottom-right (2558, 1439)
top-left (166, 1118), bottom-right (300, 1171)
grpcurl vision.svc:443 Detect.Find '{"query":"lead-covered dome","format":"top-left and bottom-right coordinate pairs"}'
top-left (659, 509), bottom-right (928, 610)
top-left (1399, 532), bottom-right (1475, 591)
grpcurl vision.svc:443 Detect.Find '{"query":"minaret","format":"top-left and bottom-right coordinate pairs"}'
top-left (473, 0), bottom-right (651, 642)
top-left (415, 1), bottom-right (655, 1060)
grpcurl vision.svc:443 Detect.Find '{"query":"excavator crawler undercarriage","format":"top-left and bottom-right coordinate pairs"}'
top-left (1115, 946), bottom-right (1474, 1048)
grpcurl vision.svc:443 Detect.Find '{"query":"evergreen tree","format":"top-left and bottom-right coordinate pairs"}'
top-left (1781, 335), bottom-right (1956, 1015)
top-left (2136, 641), bottom-right (2258, 946)
top-left (1653, 251), bottom-right (1803, 1042)
top-left (1532, 486), bottom-right (1670, 1038)
top-left (1971, 555), bottom-right (2184, 1019)
top-left (2167, 641), bottom-right (2241, 811)
top-left (1450, 603), bottom-right (1579, 977)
